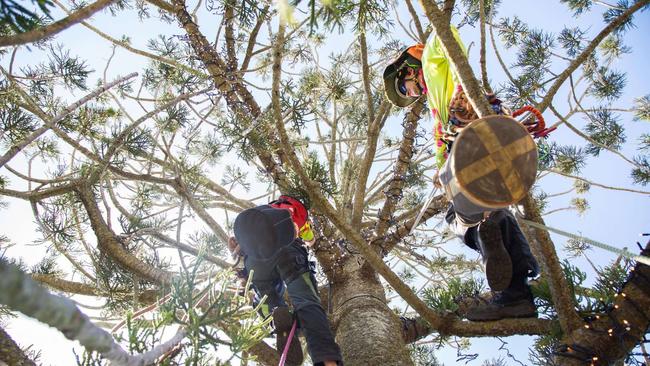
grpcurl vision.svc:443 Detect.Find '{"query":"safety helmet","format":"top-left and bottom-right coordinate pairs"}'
top-left (269, 195), bottom-right (315, 242)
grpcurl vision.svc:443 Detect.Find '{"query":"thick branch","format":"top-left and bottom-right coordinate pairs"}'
top-left (557, 242), bottom-right (650, 365)
top-left (373, 102), bottom-right (425, 245)
top-left (76, 183), bottom-right (174, 285)
top-left (478, 0), bottom-right (492, 93)
top-left (417, 1), bottom-right (493, 118)
top-left (31, 273), bottom-right (159, 303)
top-left (522, 194), bottom-right (583, 334)
top-left (0, 326), bottom-right (36, 366)
top-left (0, 260), bottom-right (185, 366)
top-left (536, 0), bottom-right (650, 112)
top-left (0, 0), bottom-right (115, 47)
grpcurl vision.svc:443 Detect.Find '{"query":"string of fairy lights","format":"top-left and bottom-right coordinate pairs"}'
top-left (553, 236), bottom-right (650, 365)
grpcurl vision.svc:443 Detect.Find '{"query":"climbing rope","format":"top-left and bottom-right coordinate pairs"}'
top-left (518, 217), bottom-right (650, 266)
top-left (278, 319), bottom-right (298, 366)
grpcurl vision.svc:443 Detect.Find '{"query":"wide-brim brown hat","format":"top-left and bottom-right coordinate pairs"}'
top-left (383, 44), bottom-right (424, 108)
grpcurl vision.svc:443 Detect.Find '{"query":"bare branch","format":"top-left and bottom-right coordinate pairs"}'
top-left (0, 71), bottom-right (138, 169)
top-left (536, 0), bottom-right (650, 112)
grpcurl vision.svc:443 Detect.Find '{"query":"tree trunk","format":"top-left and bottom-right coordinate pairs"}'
top-left (0, 326), bottom-right (36, 366)
top-left (330, 259), bottom-right (414, 365)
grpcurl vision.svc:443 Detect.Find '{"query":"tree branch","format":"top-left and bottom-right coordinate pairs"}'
top-left (0, 260), bottom-right (186, 366)
top-left (536, 0), bottom-right (650, 113)
top-left (0, 326), bottom-right (36, 366)
top-left (373, 102), bottom-right (425, 246)
top-left (417, 1), bottom-right (493, 117)
top-left (0, 0), bottom-right (116, 47)
top-left (522, 194), bottom-right (583, 334)
top-left (76, 183), bottom-right (174, 285)
top-left (0, 71), bottom-right (138, 169)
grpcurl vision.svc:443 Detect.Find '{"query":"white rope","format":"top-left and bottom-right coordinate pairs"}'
top-left (518, 218), bottom-right (650, 266)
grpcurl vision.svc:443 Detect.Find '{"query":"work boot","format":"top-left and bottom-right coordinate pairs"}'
top-left (272, 306), bottom-right (303, 365)
top-left (477, 215), bottom-right (512, 291)
top-left (465, 288), bottom-right (537, 321)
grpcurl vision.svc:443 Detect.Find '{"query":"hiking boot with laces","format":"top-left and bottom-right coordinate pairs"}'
top-left (272, 306), bottom-right (303, 365)
top-left (465, 289), bottom-right (537, 322)
top-left (477, 216), bottom-right (512, 291)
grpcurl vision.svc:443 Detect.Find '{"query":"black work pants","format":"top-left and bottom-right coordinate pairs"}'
top-left (445, 205), bottom-right (539, 288)
top-left (245, 241), bottom-right (342, 365)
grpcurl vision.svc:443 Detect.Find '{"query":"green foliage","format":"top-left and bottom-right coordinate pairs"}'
top-left (533, 259), bottom-right (632, 319)
top-left (599, 34), bottom-right (631, 60)
top-left (639, 133), bottom-right (650, 152)
top-left (290, 0), bottom-right (392, 36)
top-left (631, 155), bottom-right (650, 186)
top-left (558, 27), bottom-right (586, 57)
top-left (570, 197), bottom-right (589, 215)
top-left (497, 16), bottom-right (529, 48)
top-left (457, 0), bottom-right (502, 26)
top-left (564, 237), bottom-right (590, 258)
top-left (603, 0), bottom-right (635, 34)
top-left (583, 107), bottom-right (625, 156)
top-left (573, 179), bottom-right (590, 193)
top-left (285, 150), bottom-right (337, 208)
top-left (588, 66), bottom-right (626, 101)
top-left (0, 0), bottom-right (52, 33)
top-left (422, 277), bottom-right (483, 312)
top-left (559, 0), bottom-right (592, 15)
top-left (409, 343), bottom-right (442, 366)
top-left (221, 165), bottom-right (250, 191)
top-left (529, 333), bottom-right (562, 366)
top-left (30, 254), bottom-right (61, 275)
top-left (554, 145), bottom-right (587, 174)
top-left (160, 265), bottom-right (270, 364)
top-left (632, 95), bottom-right (650, 121)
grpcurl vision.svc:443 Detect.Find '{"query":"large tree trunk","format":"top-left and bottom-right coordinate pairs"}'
top-left (330, 259), bottom-right (413, 365)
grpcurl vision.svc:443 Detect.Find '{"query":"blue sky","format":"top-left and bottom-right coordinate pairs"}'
top-left (1, 1), bottom-right (649, 365)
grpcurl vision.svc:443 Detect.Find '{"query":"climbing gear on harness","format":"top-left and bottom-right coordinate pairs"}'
top-left (518, 218), bottom-right (650, 266)
top-left (512, 105), bottom-right (556, 139)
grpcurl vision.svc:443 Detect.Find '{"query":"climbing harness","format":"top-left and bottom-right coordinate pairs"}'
top-left (278, 319), bottom-right (298, 366)
top-left (518, 217), bottom-right (650, 266)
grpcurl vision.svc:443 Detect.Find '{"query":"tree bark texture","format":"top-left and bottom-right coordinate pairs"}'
top-left (0, 326), bottom-right (36, 366)
top-left (556, 242), bottom-right (650, 365)
top-left (330, 260), bottom-right (414, 365)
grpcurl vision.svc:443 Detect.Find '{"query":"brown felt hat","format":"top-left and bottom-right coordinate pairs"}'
top-left (383, 44), bottom-right (424, 108)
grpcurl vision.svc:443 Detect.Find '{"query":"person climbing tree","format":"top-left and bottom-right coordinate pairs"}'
top-left (382, 28), bottom-right (541, 321)
top-left (230, 196), bottom-right (342, 365)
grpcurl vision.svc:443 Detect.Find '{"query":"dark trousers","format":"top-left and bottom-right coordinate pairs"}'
top-left (245, 241), bottom-right (342, 365)
top-left (445, 205), bottom-right (539, 291)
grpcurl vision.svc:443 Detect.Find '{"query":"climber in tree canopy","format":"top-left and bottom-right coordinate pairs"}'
top-left (383, 28), bottom-right (540, 321)
top-left (229, 196), bottom-right (342, 365)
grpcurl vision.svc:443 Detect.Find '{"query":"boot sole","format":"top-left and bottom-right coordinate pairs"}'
top-left (273, 307), bottom-right (303, 365)
top-left (479, 218), bottom-right (512, 291)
